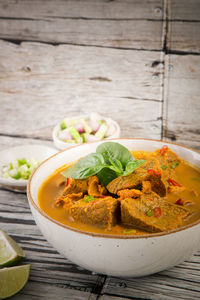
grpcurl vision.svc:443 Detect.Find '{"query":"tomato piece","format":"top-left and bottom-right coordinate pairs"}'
top-left (66, 178), bottom-right (69, 186)
top-left (160, 145), bottom-right (168, 156)
top-left (154, 207), bottom-right (162, 218)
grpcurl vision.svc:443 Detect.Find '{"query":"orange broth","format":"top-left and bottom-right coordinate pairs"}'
top-left (38, 151), bottom-right (200, 235)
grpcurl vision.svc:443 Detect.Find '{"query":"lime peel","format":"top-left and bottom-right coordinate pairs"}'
top-left (0, 230), bottom-right (25, 267)
top-left (0, 264), bottom-right (30, 299)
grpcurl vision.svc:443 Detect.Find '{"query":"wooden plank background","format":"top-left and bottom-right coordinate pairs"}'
top-left (0, 0), bottom-right (200, 299)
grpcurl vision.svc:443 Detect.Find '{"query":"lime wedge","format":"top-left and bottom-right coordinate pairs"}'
top-left (0, 230), bottom-right (25, 267)
top-left (0, 264), bottom-right (30, 299)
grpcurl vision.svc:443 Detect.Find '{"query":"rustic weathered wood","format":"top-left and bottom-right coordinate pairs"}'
top-left (169, 0), bottom-right (200, 21)
top-left (0, 40), bottom-right (163, 140)
top-left (0, 135), bottom-right (54, 150)
top-left (0, 18), bottom-right (163, 50)
top-left (167, 0), bottom-right (200, 53)
top-left (167, 21), bottom-right (200, 53)
top-left (163, 54), bottom-right (200, 149)
top-left (0, 0), bottom-right (163, 20)
top-left (0, 0), bottom-right (164, 50)
top-left (102, 257), bottom-right (200, 299)
top-left (0, 188), bottom-right (105, 298)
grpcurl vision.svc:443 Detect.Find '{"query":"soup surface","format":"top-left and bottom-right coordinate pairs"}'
top-left (38, 146), bottom-right (200, 236)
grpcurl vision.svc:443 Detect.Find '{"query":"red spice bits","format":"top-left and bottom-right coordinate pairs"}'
top-left (160, 145), bottom-right (168, 156)
top-left (168, 178), bottom-right (182, 187)
top-left (66, 178), bottom-right (70, 186)
top-left (176, 198), bottom-right (184, 206)
top-left (148, 169), bottom-right (161, 178)
top-left (146, 207), bottom-right (162, 218)
top-left (153, 207), bottom-right (162, 218)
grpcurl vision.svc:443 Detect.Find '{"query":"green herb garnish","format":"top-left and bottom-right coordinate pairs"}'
top-left (12, 171), bottom-right (21, 180)
top-left (17, 158), bottom-right (27, 166)
top-left (84, 195), bottom-right (95, 203)
top-left (170, 161), bottom-right (180, 169)
top-left (61, 142), bottom-right (146, 186)
top-left (123, 229), bottom-right (137, 234)
top-left (60, 120), bottom-right (67, 130)
top-left (161, 164), bottom-right (167, 170)
top-left (146, 208), bottom-right (154, 217)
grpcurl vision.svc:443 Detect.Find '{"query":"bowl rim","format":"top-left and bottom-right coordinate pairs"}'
top-left (27, 138), bottom-right (200, 239)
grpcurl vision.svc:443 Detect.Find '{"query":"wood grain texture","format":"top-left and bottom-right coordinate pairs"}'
top-left (102, 255), bottom-right (200, 299)
top-left (0, 188), bottom-right (105, 298)
top-left (169, 0), bottom-right (200, 21)
top-left (0, 40), bottom-right (163, 140)
top-left (0, 0), bottom-right (163, 20)
top-left (0, 0), bottom-right (163, 50)
top-left (0, 18), bottom-right (163, 50)
top-left (167, 21), bottom-right (200, 53)
top-left (163, 55), bottom-right (200, 149)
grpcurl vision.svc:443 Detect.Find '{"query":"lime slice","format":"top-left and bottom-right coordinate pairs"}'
top-left (0, 230), bottom-right (25, 267)
top-left (0, 264), bottom-right (30, 299)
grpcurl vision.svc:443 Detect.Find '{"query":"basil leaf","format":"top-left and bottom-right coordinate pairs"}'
top-left (108, 158), bottom-right (123, 175)
top-left (97, 167), bottom-right (118, 187)
top-left (123, 159), bottom-right (145, 176)
top-left (61, 153), bottom-right (105, 179)
top-left (96, 142), bottom-right (134, 169)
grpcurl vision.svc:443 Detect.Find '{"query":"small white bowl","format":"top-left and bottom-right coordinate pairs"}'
top-left (0, 145), bottom-right (57, 192)
top-left (27, 139), bottom-right (200, 277)
top-left (52, 115), bottom-right (121, 150)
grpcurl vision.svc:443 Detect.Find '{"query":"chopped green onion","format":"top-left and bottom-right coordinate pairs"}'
top-left (84, 195), bottom-right (95, 203)
top-left (68, 127), bottom-right (82, 143)
top-left (161, 164), bottom-right (168, 170)
top-left (170, 161), bottom-right (180, 169)
top-left (146, 208), bottom-right (154, 217)
top-left (1, 158), bottom-right (41, 180)
top-left (60, 120), bottom-right (67, 130)
top-left (123, 229), bottom-right (137, 234)
top-left (12, 171), bottom-right (21, 180)
top-left (18, 158), bottom-right (27, 166)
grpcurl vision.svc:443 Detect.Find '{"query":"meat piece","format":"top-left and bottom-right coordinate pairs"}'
top-left (70, 196), bottom-right (120, 229)
top-left (121, 193), bottom-right (189, 233)
top-left (107, 158), bottom-right (166, 197)
top-left (107, 158), bottom-right (160, 194)
top-left (88, 175), bottom-right (107, 197)
top-left (117, 189), bottom-right (142, 199)
top-left (63, 178), bottom-right (88, 195)
top-left (142, 181), bottom-right (152, 194)
top-left (149, 176), bottom-right (166, 197)
top-left (168, 185), bottom-right (186, 194)
top-left (55, 192), bottom-right (83, 208)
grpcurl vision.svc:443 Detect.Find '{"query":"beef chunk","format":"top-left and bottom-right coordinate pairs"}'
top-left (88, 175), bottom-right (107, 197)
top-left (107, 158), bottom-right (166, 197)
top-left (117, 189), bottom-right (142, 199)
top-left (107, 158), bottom-right (159, 194)
top-left (121, 193), bottom-right (189, 233)
top-left (70, 196), bottom-right (119, 230)
top-left (63, 178), bottom-right (88, 195)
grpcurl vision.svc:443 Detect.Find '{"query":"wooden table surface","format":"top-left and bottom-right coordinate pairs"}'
top-left (0, 1), bottom-right (200, 299)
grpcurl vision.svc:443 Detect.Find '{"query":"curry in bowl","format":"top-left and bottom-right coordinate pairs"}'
top-left (38, 142), bottom-right (200, 236)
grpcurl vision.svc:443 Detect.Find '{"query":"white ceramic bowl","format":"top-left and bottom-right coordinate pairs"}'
top-left (52, 115), bottom-right (120, 150)
top-left (27, 139), bottom-right (200, 277)
top-left (0, 145), bottom-right (57, 192)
